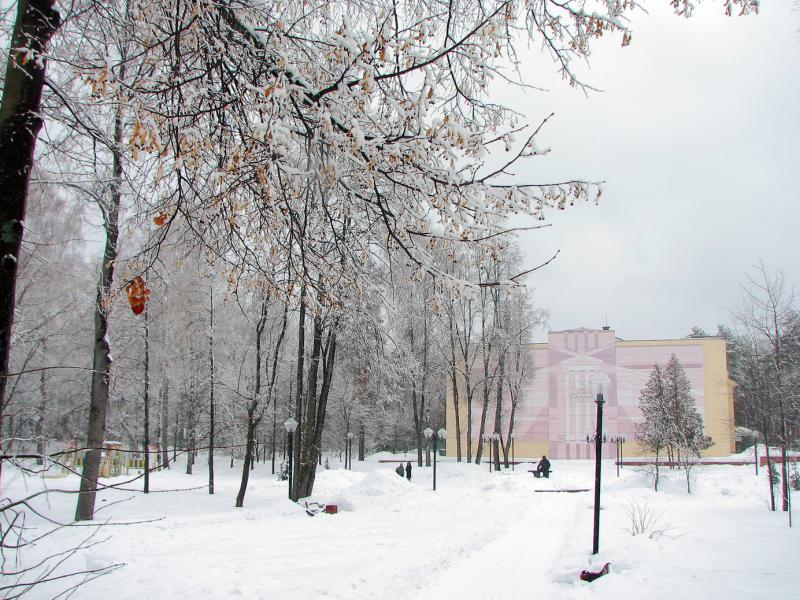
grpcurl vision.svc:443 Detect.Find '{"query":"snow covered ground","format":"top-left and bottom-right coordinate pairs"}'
top-left (4, 451), bottom-right (798, 599)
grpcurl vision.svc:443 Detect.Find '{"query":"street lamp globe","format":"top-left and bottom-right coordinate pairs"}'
top-left (284, 417), bottom-right (298, 433)
top-left (423, 427), bottom-right (433, 440)
top-left (437, 428), bottom-right (446, 439)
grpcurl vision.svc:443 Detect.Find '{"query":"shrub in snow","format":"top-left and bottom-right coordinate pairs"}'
top-left (623, 499), bottom-right (663, 539)
top-left (277, 459), bottom-right (289, 481)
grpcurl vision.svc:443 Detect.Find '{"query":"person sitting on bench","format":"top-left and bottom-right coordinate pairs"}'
top-left (534, 455), bottom-right (551, 478)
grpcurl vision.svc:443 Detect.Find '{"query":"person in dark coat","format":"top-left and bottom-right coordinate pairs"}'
top-left (405, 461), bottom-right (412, 480)
top-left (395, 463), bottom-right (404, 477)
top-left (535, 455), bottom-right (551, 478)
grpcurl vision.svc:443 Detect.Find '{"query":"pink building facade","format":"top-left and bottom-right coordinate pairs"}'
top-left (448, 328), bottom-right (736, 460)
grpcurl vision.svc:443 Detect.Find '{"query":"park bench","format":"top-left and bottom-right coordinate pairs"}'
top-left (527, 469), bottom-right (553, 478)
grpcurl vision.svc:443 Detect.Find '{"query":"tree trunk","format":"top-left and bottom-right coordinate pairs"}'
top-left (161, 380), bottom-right (170, 469)
top-left (208, 287), bottom-right (215, 495)
top-left (236, 300), bottom-right (266, 506)
top-left (0, 0), bottom-right (60, 488)
top-left (295, 308), bottom-right (337, 500)
top-left (356, 363), bottom-right (368, 462)
top-left (291, 294), bottom-right (305, 501)
top-left (358, 420), bottom-right (365, 461)
top-left (409, 324), bottom-right (424, 467)
top-left (307, 327), bottom-right (336, 494)
top-left (412, 388), bottom-right (422, 466)
top-left (447, 310), bottom-right (462, 462)
top-left (296, 313), bottom-right (323, 498)
top-left (235, 412), bottom-right (258, 507)
top-left (504, 350), bottom-right (522, 466)
top-left (493, 350), bottom-right (506, 470)
top-left (762, 412), bottom-right (776, 511)
top-left (35, 339), bottom-right (48, 465)
top-left (503, 400), bottom-right (515, 467)
top-left (186, 383), bottom-right (195, 475)
top-left (271, 417), bottom-right (276, 474)
top-left (475, 371), bottom-right (491, 464)
top-left (74, 67), bottom-right (125, 521)
top-left (143, 306), bottom-right (150, 493)
top-left (172, 405), bottom-right (178, 464)
top-left (419, 306), bottom-right (429, 466)
top-left (685, 463), bottom-right (692, 494)
top-left (464, 369), bottom-right (473, 463)
top-left (654, 448), bottom-right (660, 492)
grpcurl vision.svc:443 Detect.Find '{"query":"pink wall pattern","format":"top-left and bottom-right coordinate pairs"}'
top-left (475, 329), bottom-right (708, 459)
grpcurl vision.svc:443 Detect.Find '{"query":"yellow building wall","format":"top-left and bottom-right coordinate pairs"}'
top-left (615, 337), bottom-right (735, 457)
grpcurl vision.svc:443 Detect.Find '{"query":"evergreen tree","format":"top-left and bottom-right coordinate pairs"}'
top-left (687, 326), bottom-right (709, 338)
top-left (636, 364), bottom-right (669, 491)
top-left (638, 355), bottom-right (711, 493)
top-left (664, 355), bottom-right (711, 453)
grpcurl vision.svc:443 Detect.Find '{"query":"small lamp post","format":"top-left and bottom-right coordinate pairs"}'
top-left (483, 434), bottom-right (492, 472)
top-left (492, 432), bottom-right (500, 471)
top-left (423, 427), bottom-right (446, 491)
top-left (510, 433), bottom-right (516, 471)
top-left (346, 431), bottom-right (354, 470)
top-left (611, 435), bottom-right (626, 478)
top-left (752, 435), bottom-right (759, 476)
top-left (284, 417), bottom-right (298, 500)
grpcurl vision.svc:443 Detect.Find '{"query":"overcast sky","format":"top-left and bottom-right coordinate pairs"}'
top-left (498, 1), bottom-right (800, 342)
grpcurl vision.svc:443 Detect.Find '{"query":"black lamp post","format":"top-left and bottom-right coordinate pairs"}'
top-left (592, 391), bottom-right (605, 555)
top-left (492, 432), bottom-right (500, 471)
top-left (611, 435), bottom-right (626, 478)
top-left (423, 427), bottom-right (447, 490)
top-left (483, 435), bottom-right (492, 472)
top-left (510, 433), bottom-right (516, 471)
top-left (284, 417), bottom-right (298, 500)
top-left (346, 431), bottom-right (354, 470)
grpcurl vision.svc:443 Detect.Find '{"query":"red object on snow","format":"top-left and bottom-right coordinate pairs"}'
top-left (324, 505), bottom-right (338, 514)
top-left (580, 562), bottom-right (610, 582)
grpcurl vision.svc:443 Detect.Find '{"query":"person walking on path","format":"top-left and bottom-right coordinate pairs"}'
top-left (395, 463), bottom-right (404, 477)
top-left (405, 461), bottom-right (412, 480)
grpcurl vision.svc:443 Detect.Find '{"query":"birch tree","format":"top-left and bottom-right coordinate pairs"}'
top-left (733, 262), bottom-right (800, 514)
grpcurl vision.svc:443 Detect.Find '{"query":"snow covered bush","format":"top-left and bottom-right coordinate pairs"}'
top-left (623, 498), bottom-right (662, 539)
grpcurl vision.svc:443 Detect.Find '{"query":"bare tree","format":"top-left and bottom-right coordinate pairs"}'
top-left (734, 261), bottom-right (799, 514)
top-left (236, 296), bottom-right (288, 507)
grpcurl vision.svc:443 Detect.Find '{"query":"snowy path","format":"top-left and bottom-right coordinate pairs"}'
top-left (415, 486), bottom-right (586, 599)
